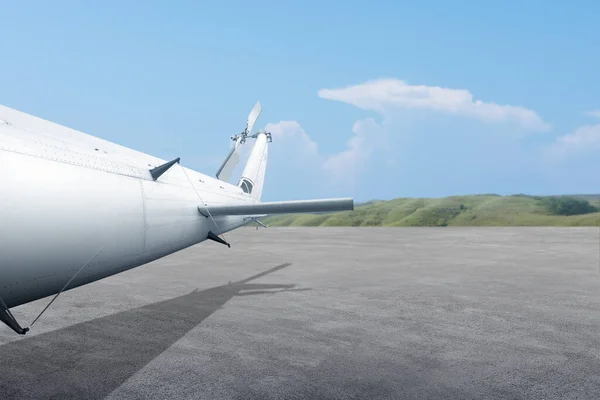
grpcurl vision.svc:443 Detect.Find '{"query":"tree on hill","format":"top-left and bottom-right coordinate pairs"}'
top-left (540, 196), bottom-right (598, 216)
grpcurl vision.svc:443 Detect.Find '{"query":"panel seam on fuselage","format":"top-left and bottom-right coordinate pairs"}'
top-left (140, 180), bottom-right (148, 252)
top-left (0, 147), bottom-right (148, 181)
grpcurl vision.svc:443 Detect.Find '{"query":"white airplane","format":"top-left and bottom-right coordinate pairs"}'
top-left (0, 101), bottom-right (353, 335)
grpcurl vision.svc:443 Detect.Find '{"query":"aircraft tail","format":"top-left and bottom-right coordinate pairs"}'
top-left (215, 101), bottom-right (353, 216)
top-left (238, 131), bottom-right (270, 201)
top-left (216, 101), bottom-right (262, 183)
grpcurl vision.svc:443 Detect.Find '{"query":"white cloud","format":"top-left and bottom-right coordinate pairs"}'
top-left (262, 78), bottom-right (554, 193)
top-left (318, 78), bottom-right (551, 132)
top-left (264, 118), bottom-right (384, 186)
top-left (585, 110), bottom-right (600, 119)
top-left (323, 118), bottom-right (383, 183)
top-left (265, 120), bottom-right (319, 158)
top-left (545, 123), bottom-right (600, 160)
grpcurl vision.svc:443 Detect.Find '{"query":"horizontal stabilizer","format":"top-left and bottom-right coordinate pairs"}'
top-left (199, 198), bottom-right (354, 217)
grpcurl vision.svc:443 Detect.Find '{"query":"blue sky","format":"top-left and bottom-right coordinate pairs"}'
top-left (2, 1), bottom-right (600, 202)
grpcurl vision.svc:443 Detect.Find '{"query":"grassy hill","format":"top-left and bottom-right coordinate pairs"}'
top-left (261, 195), bottom-right (600, 227)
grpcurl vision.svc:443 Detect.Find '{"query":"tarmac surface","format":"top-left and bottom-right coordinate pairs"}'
top-left (1, 227), bottom-right (600, 399)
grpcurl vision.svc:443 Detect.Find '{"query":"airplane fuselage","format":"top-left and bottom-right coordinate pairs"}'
top-left (0, 115), bottom-right (253, 309)
top-left (0, 103), bottom-right (353, 335)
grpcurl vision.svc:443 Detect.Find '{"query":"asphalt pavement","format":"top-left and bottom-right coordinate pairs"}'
top-left (1, 227), bottom-right (599, 399)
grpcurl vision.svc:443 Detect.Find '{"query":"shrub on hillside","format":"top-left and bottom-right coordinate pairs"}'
top-left (540, 196), bottom-right (598, 216)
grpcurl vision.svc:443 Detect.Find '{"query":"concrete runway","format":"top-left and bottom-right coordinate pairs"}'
top-left (1, 227), bottom-right (600, 399)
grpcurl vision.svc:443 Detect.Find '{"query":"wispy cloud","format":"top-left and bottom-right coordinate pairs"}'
top-left (585, 110), bottom-right (600, 119)
top-left (318, 78), bottom-right (551, 132)
top-left (264, 119), bottom-right (381, 187)
top-left (265, 120), bottom-right (319, 158)
top-left (546, 123), bottom-right (600, 160)
top-left (264, 78), bottom-right (554, 192)
top-left (322, 118), bottom-right (383, 184)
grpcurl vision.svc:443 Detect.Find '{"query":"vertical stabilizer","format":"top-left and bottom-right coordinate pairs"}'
top-left (238, 131), bottom-right (269, 200)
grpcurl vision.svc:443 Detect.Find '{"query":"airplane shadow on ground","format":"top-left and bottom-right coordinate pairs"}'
top-left (0, 262), bottom-right (307, 400)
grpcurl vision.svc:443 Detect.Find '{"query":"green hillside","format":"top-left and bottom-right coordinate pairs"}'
top-left (261, 195), bottom-right (600, 227)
